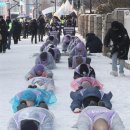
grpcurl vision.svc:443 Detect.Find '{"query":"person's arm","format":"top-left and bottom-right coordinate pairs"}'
top-left (70, 91), bottom-right (83, 112)
top-left (7, 118), bottom-right (18, 130)
top-left (111, 113), bottom-right (125, 130)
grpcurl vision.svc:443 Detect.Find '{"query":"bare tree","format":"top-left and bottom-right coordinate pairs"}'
top-left (108, 0), bottom-right (130, 8)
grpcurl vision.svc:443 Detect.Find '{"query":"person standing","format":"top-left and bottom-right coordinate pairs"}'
top-left (6, 16), bottom-right (12, 49)
top-left (12, 19), bottom-right (20, 44)
top-left (0, 16), bottom-right (8, 53)
top-left (30, 19), bottom-right (38, 44)
top-left (37, 15), bottom-right (46, 42)
top-left (23, 19), bottom-right (29, 39)
top-left (104, 21), bottom-right (130, 76)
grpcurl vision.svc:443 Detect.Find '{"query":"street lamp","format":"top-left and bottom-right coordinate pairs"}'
top-left (51, 0), bottom-right (56, 12)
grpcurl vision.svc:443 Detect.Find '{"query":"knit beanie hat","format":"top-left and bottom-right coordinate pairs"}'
top-left (40, 52), bottom-right (48, 61)
top-left (34, 64), bottom-right (44, 74)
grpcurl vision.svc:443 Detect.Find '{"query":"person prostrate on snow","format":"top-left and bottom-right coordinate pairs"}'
top-left (10, 88), bottom-right (57, 113)
top-left (25, 64), bottom-right (53, 80)
top-left (35, 52), bottom-right (56, 70)
top-left (70, 86), bottom-right (112, 113)
top-left (28, 76), bottom-right (55, 92)
top-left (73, 63), bottom-right (95, 79)
top-left (7, 107), bottom-right (54, 130)
top-left (76, 106), bottom-right (125, 130)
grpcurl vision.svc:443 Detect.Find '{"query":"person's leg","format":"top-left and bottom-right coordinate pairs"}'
top-left (111, 52), bottom-right (118, 76)
top-left (8, 34), bottom-right (11, 49)
top-left (35, 34), bottom-right (37, 44)
top-left (68, 57), bottom-right (72, 68)
top-left (3, 40), bottom-right (7, 53)
top-left (41, 33), bottom-right (44, 41)
top-left (119, 59), bottom-right (125, 75)
top-left (38, 33), bottom-right (40, 42)
top-left (0, 42), bottom-right (2, 53)
top-left (31, 34), bottom-right (34, 44)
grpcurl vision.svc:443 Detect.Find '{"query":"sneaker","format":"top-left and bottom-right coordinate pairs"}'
top-left (110, 71), bottom-right (118, 77)
top-left (119, 73), bottom-right (125, 77)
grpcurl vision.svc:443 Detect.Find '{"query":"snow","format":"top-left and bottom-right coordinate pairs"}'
top-left (0, 36), bottom-right (130, 130)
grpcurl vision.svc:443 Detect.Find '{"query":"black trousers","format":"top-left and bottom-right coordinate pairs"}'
top-left (31, 34), bottom-right (37, 44)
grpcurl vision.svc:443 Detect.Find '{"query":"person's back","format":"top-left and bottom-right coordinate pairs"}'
top-left (86, 33), bottom-right (102, 53)
top-left (8, 107), bottom-right (54, 130)
top-left (77, 106), bottom-right (125, 130)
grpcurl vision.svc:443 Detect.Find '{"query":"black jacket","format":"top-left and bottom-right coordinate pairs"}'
top-left (86, 33), bottom-right (102, 53)
top-left (104, 26), bottom-right (130, 60)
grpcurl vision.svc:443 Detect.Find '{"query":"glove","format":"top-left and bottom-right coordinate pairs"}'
top-left (102, 46), bottom-right (110, 56)
top-left (74, 108), bottom-right (81, 113)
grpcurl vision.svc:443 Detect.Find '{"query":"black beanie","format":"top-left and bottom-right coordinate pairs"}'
top-left (79, 64), bottom-right (89, 75)
top-left (49, 36), bottom-right (54, 41)
top-left (40, 52), bottom-right (47, 61)
top-left (21, 120), bottom-right (39, 130)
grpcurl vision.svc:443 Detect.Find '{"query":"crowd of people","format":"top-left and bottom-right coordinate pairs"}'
top-left (0, 14), bottom-right (76, 53)
top-left (3, 16), bottom-right (128, 130)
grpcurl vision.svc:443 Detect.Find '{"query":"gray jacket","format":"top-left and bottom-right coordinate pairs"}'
top-left (8, 107), bottom-right (54, 130)
top-left (77, 106), bottom-right (125, 130)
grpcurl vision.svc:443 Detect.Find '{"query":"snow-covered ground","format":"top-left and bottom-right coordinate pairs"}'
top-left (0, 36), bottom-right (130, 130)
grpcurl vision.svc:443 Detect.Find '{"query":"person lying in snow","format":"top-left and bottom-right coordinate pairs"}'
top-left (10, 88), bottom-right (57, 113)
top-left (40, 35), bottom-right (58, 52)
top-left (71, 77), bottom-right (103, 91)
top-left (75, 106), bottom-right (125, 130)
top-left (47, 44), bottom-right (61, 63)
top-left (62, 34), bottom-right (71, 52)
top-left (67, 36), bottom-right (79, 53)
top-left (69, 40), bottom-right (87, 58)
top-left (73, 63), bottom-right (95, 79)
top-left (7, 107), bottom-right (54, 130)
top-left (25, 64), bottom-right (53, 80)
top-left (28, 76), bottom-right (55, 92)
top-left (70, 85), bottom-right (112, 113)
top-left (35, 52), bottom-right (56, 70)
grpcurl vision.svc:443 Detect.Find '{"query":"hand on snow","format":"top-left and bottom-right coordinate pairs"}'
top-left (74, 108), bottom-right (81, 113)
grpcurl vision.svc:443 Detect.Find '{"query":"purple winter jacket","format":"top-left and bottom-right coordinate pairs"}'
top-left (70, 42), bottom-right (87, 57)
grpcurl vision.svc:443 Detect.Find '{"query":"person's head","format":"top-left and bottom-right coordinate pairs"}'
top-left (0, 15), bottom-right (3, 21)
top-left (49, 35), bottom-right (54, 41)
top-left (79, 64), bottom-right (89, 76)
top-left (111, 21), bottom-right (124, 31)
top-left (21, 120), bottom-right (39, 130)
top-left (40, 52), bottom-right (48, 61)
top-left (34, 64), bottom-right (44, 76)
top-left (93, 118), bottom-right (109, 130)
